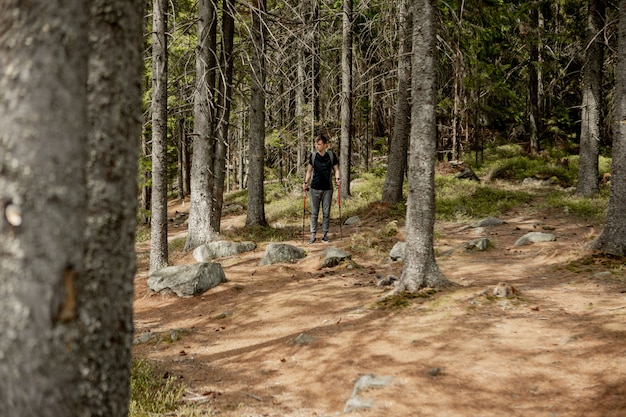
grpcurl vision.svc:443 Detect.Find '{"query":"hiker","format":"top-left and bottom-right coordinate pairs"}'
top-left (303, 134), bottom-right (340, 244)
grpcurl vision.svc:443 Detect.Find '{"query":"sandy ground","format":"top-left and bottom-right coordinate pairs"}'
top-left (133, 195), bottom-right (626, 417)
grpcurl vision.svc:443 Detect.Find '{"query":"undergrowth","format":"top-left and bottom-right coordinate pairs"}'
top-left (130, 359), bottom-right (186, 416)
top-left (130, 359), bottom-right (216, 417)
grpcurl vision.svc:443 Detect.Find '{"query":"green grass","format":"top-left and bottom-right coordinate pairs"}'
top-left (146, 144), bottom-right (612, 246)
top-left (129, 359), bottom-right (186, 416)
top-left (544, 190), bottom-right (608, 220)
top-left (435, 176), bottom-right (532, 221)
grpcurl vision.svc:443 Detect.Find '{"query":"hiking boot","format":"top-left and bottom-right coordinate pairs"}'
top-left (309, 235), bottom-right (316, 244)
top-left (322, 234), bottom-right (330, 243)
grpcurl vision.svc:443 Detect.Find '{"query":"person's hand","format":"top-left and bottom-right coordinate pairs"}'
top-left (303, 182), bottom-right (309, 191)
top-left (335, 177), bottom-right (341, 185)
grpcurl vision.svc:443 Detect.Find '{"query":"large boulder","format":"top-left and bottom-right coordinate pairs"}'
top-left (514, 232), bottom-right (556, 246)
top-left (193, 240), bottom-right (256, 262)
top-left (148, 263), bottom-right (227, 297)
top-left (259, 243), bottom-right (306, 266)
top-left (389, 241), bottom-right (406, 262)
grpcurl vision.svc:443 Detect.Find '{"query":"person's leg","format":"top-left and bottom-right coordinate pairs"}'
top-left (321, 188), bottom-right (333, 240)
top-left (309, 189), bottom-right (322, 242)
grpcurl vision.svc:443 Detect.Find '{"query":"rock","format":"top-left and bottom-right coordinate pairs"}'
top-left (344, 215), bottom-right (360, 225)
top-left (522, 177), bottom-right (554, 187)
top-left (376, 274), bottom-right (398, 287)
top-left (471, 217), bottom-right (505, 227)
top-left (514, 232), bottom-right (556, 246)
top-left (389, 241), bottom-right (406, 261)
top-left (344, 396), bottom-right (373, 413)
top-left (259, 243), bottom-right (306, 266)
top-left (222, 203), bottom-right (244, 215)
top-left (293, 333), bottom-right (315, 346)
top-left (455, 167), bottom-right (480, 182)
top-left (148, 263), bottom-right (227, 297)
top-left (463, 238), bottom-right (492, 251)
top-left (133, 331), bottom-right (157, 345)
top-left (193, 240), bottom-right (256, 262)
top-left (470, 226), bottom-right (486, 236)
top-left (344, 374), bottom-right (392, 413)
top-left (320, 247), bottom-right (351, 268)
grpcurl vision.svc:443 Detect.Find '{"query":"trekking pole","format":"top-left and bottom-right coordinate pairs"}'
top-left (338, 183), bottom-right (342, 240)
top-left (302, 187), bottom-right (307, 244)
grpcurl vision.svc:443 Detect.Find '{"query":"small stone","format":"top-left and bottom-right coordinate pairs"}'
top-left (428, 367), bottom-right (442, 377)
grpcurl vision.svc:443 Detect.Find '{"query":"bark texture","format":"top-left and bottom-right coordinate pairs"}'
top-left (593, 0), bottom-right (626, 256)
top-left (577, 0), bottom-right (606, 197)
top-left (81, 1), bottom-right (143, 415)
top-left (246, 0), bottom-right (269, 227)
top-left (382, 0), bottom-right (412, 205)
top-left (398, 0), bottom-right (450, 292)
top-left (185, 0), bottom-right (219, 251)
top-left (340, 0), bottom-right (353, 199)
top-left (0, 1), bottom-right (88, 414)
top-left (150, 0), bottom-right (169, 270)
top-left (212, 0), bottom-right (236, 232)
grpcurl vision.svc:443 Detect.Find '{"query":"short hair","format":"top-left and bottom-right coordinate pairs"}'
top-left (315, 134), bottom-right (328, 144)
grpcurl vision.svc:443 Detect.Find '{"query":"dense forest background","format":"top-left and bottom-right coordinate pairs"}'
top-left (141, 0), bottom-right (617, 214)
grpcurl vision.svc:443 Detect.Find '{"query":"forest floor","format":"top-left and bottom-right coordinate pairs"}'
top-left (133, 184), bottom-right (626, 417)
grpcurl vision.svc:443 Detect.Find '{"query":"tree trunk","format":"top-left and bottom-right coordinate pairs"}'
top-left (451, 2), bottom-right (464, 162)
top-left (295, 1), bottom-right (311, 172)
top-left (381, 0), bottom-right (412, 205)
top-left (0, 2), bottom-right (89, 414)
top-left (340, 0), bottom-right (353, 199)
top-left (140, 125), bottom-right (151, 224)
top-left (528, 5), bottom-right (540, 155)
top-left (177, 118), bottom-right (185, 200)
top-left (81, 1), bottom-right (143, 414)
top-left (246, 0), bottom-right (269, 227)
top-left (593, 0), bottom-right (626, 256)
top-left (577, 0), bottom-right (606, 197)
top-left (312, 0), bottom-right (321, 125)
top-left (296, 33), bottom-right (307, 173)
top-left (397, 0), bottom-right (451, 293)
top-left (212, 0), bottom-right (236, 231)
top-left (185, 0), bottom-right (219, 251)
top-left (150, 0), bottom-right (169, 270)
top-left (183, 128), bottom-right (191, 197)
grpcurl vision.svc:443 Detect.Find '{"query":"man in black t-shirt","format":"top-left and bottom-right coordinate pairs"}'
top-left (303, 134), bottom-right (340, 244)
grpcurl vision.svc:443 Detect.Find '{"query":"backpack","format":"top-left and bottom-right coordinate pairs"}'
top-left (310, 149), bottom-right (337, 167)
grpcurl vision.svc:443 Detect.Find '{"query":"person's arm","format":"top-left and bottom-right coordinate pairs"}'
top-left (333, 164), bottom-right (340, 186)
top-left (303, 164), bottom-right (313, 190)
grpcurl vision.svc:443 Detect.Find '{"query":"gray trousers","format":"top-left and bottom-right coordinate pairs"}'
top-left (309, 188), bottom-right (333, 235)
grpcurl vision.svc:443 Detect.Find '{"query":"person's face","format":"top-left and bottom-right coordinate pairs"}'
top-left (315, 140), bottom-right (328, 153)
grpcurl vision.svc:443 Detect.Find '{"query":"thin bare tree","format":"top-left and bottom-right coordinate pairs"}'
top-left (382, 0), bottom-right (412, 205)
top-left (340, 0), bottom-right (353, 199)
top-left (150, 0), bottom-right (169, 270)
top-left (246, 0), bottom-right (269, 227)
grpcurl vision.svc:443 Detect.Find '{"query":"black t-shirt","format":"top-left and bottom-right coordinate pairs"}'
top-left (309, 151), bottom-right (337, 190)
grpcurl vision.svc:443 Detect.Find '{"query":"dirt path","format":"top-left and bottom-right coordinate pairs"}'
top-left (133, 198), bottom-right (626, 417)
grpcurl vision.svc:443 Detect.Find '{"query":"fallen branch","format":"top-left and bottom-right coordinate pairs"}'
top-left (244, 392), bottom-right (263, 401)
